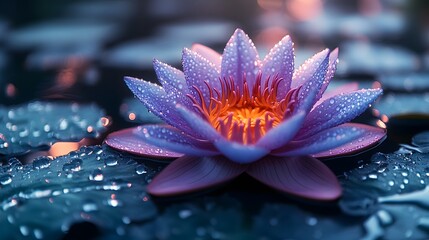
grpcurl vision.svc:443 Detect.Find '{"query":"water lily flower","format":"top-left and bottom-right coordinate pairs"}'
top-left (106, 29), bottom-right (386, 200)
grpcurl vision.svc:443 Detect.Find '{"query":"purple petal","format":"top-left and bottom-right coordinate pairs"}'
top-left (261, 35), bottom-right (294, 99)
top-left (176, 104), bottom-right (223, 141)
top-left (246, 156), bottom-right (341, 200)
top-left (273, 123), bottom-right (385, 156)
top-left (214, 139), bottom-right (269, 164)
top-left (221, 29), bottom-right (260, 93)
top-left (124, 77), bottom-right (198, 137)
top-left (147, 156), bottom-right (247, 196)
top-left (105, 127), bottom-right (182, 159)
top-left (313, 82), bottom-right (359, 108)
top-left (313, 124), bottom-right (386, 158)
top-left (153, 59), bottom-right (187, 93)
top-left (298, 88), bottom-right (383, 139)
top-left (291, 48), bottom-right (329, 88)
top-left (182, 48), bottom-right (221, 105)
top-left (136, 124), bottom-right (219, 156)
top-left (315, 48), bottom-right (339, 101)
top-left (191, 43), bottom-right (221, 70)
top-left (293, 49), bottom-right (330, 114)
top-left (255, 111), bottom-right (305, 150)
top-left (153, 59), bottom-right (192, 109)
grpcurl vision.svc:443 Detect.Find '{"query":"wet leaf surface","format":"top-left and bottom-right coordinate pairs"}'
top-left (339, 148), bottom-right (429, 239)
top-left (0, 101), bottom-right (109, 156)
top-left (0, 145), bottom-right (158, 239)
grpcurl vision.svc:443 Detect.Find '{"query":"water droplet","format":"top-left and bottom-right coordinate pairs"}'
top-left (368, 174), bottom-right (378, 179)
top-left (59, 119), bottom-right (68, 130)
top-left (62, 158), bottom-right (83, 172)
top-left (135, 165), bottom-right (147, 175)
top-left (178, 209), bottom-right (192, 219)
top-left (306, 217), bottom-right (318, 226)
top-left (32, 156), bottom-right (51, 170)
top-left (20, 225), bottom-right (30, 236)
top-left (0, 174), bottom-right (12, 185)
top-left (33, 229), bottom-right (43, 239)
top-left (376, 210), bottom-right (393, 225)
top-left (89, 169), bottom-right (104, 181)
top-left (8, 157), bottom-right (23, 170)
top-left (82, 202), bottom-right (98, 212)
top-left (107, 198), bottom-right (121, 207)
top-left (104, 157), bottom-right (118, 167)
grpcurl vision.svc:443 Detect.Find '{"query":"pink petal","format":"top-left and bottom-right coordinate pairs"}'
top-left (182, 48), bottom-right (221, 105)
top-left (147, 156), bottom-right (247, 196)
top-left (313, 82), bottom-right (359, 108)
top-left (246, 156), bottom-right (341, 200)
top-left (261, 35), bottom-right (294, 99)
top-left (293, 50), bottom-right (330, 114)
top-left (273, 123), bottom-right (385, 156)
top-left (214, 139), bottom-right (269, 164)
top-left (297, 88), bottom-right (383, 139)
top-left (221, 28), bottom-right (260, 93)
top-left (176, 104), bottom-right (223, 141)
top-left (137, 124), bottom-right (219, 156)
top-left (255, 111), bottom-right (305, 150)
top-left (124, 77), bottom-right (199, 137)
top-left (105, 127), bottom-right (183, 159)
top-left (315, 48), bottom-right (339, 101)
top-left (313, 125), bottom-right (386, 158)
top-left (191, 43), bottom-right (221, 70)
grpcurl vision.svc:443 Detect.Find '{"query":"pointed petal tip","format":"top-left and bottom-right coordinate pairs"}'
top-left (312, 124), bottom-right (387, 158)
top-left (104, 127), bottom-right (183, 159)
top-left (124, 76), bottom-right (144, 87)
top-left (234, 28), bottom-right (245, 34)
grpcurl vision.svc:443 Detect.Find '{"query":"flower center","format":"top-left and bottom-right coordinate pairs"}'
top-left (188, 75), bottom-right (297, 144)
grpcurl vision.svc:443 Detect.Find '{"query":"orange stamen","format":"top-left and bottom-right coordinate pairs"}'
top-left (188, 74), bottom-right (298, 144)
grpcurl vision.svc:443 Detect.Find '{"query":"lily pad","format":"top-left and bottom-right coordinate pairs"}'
top-left (372, 93), bottom-right (429, 118)
top-left (400, 131), bottom-right (429, 153)
top-left (0, 101), bottom-right (109, 156)
top-left (253, 203), bottom-right (362, 240)
top-left (103, 21), bottom-right (232, 69)
top-left (296, 11), bottom-right (405, 40)
top-left (339, 145), bottom-right (429, 239)
top-left (129, 195), bottom-right (247, 239)
top-left (6, 19), bottom-right (119, 50)
top-left (26, 45), bottom-right (100, 70)
top-left (340, 151), bottom-right (429, 215)
top-left (412, 131), bottom-right (429, 150)
top-left (337, 42), bottom-right (419, 76)
top-left (0, 145), bottom-right (158, 239)
top-left (380, 73), bottom-right (429, 92)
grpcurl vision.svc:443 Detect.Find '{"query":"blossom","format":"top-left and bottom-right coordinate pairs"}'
top-left (106, 29), bottom-right (386, 200)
